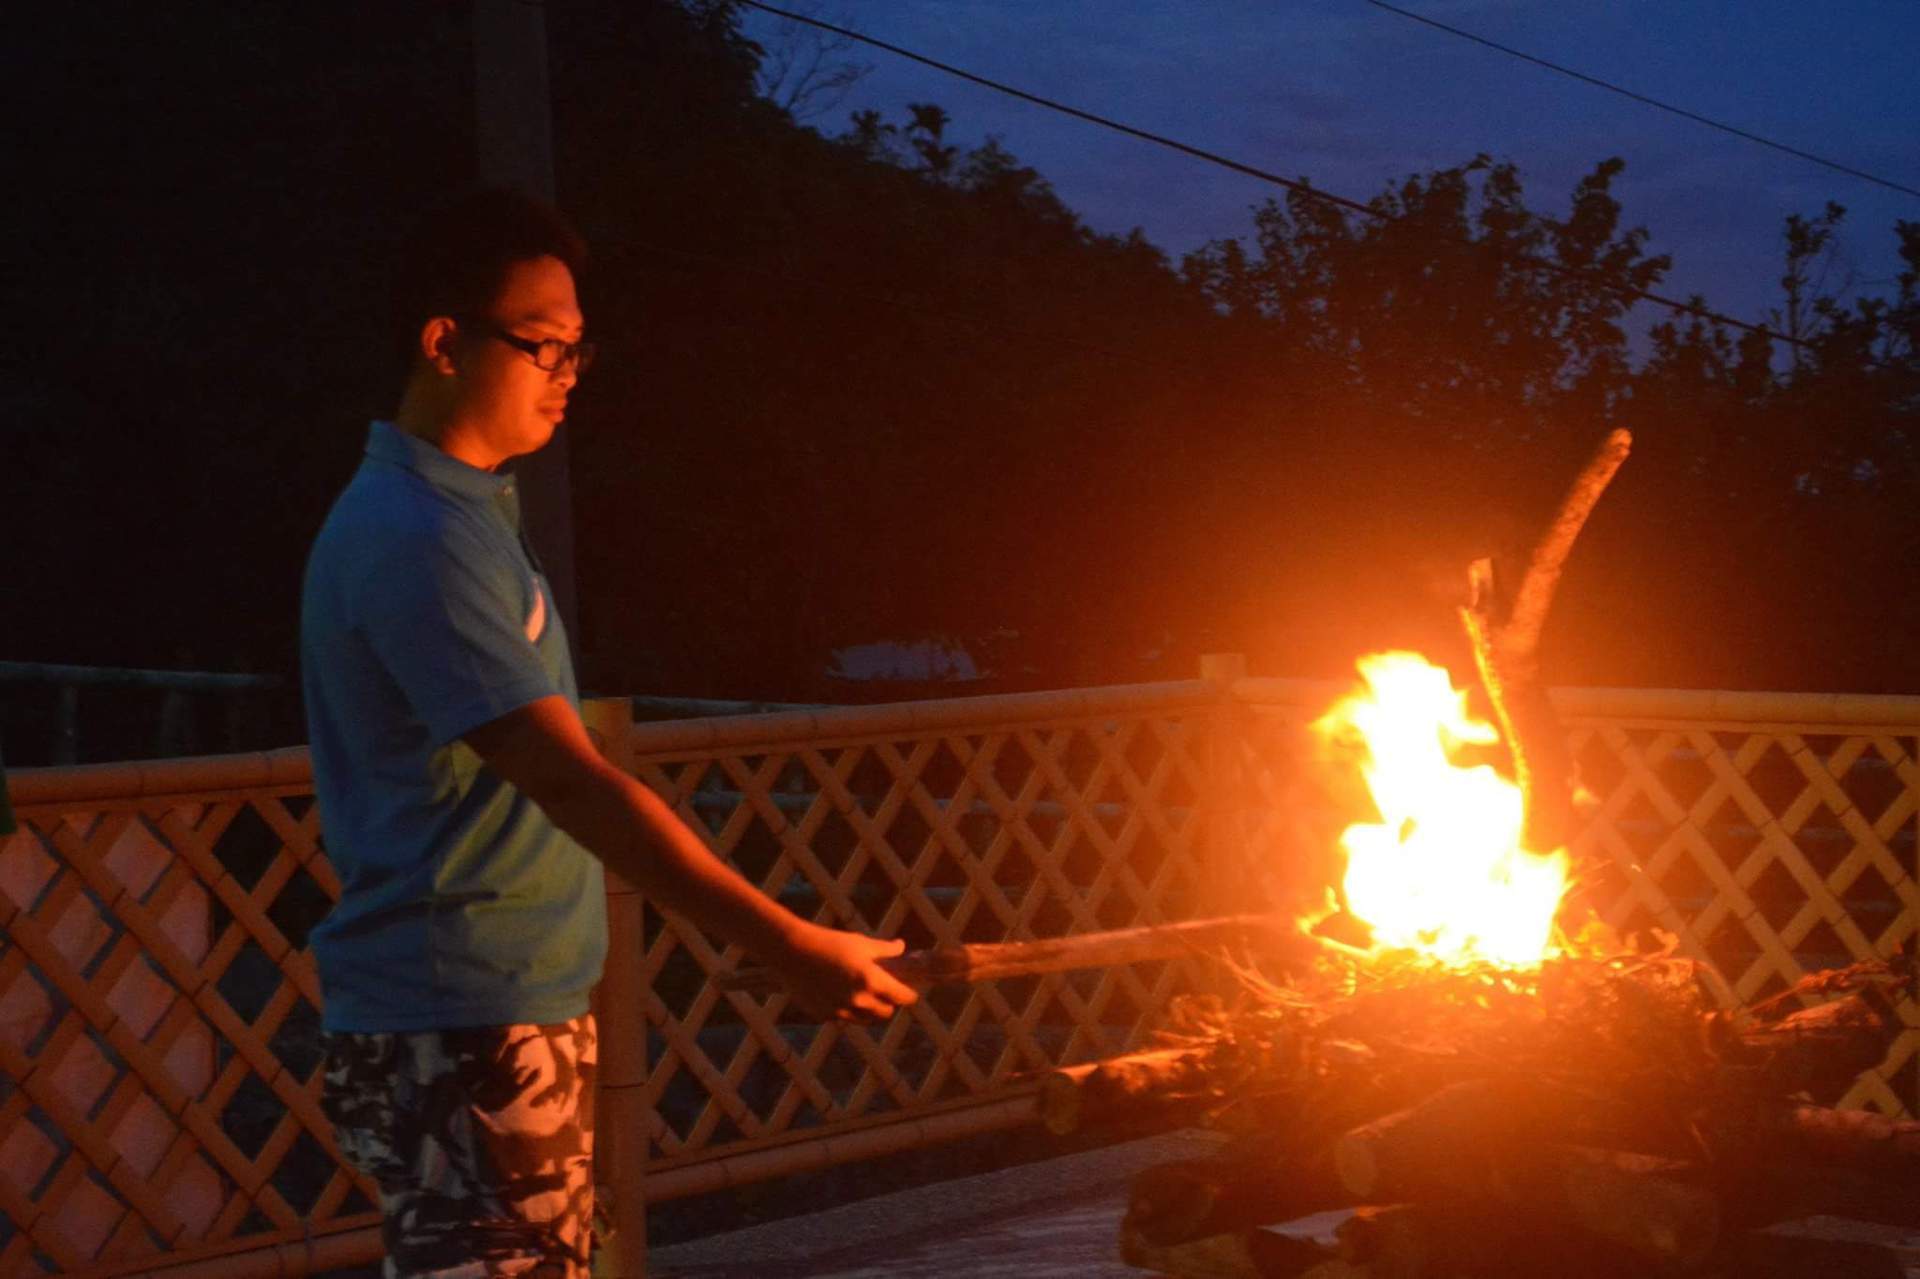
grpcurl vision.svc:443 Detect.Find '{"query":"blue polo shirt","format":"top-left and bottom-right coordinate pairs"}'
top-left (301, 421), bottom-right (606, 1032)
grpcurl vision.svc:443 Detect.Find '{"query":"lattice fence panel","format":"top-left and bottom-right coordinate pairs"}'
top-left (10, 686), bottom-right (1913, 1274)
top-left (0, 788), bottom-right (375, 1277)
top-left (1571, 722), bottom-right (1920, 1114)
top-left (1232, 685), bottom-right (1920, 1118)
top-left (627, 707), bottom-right (1227, 1171)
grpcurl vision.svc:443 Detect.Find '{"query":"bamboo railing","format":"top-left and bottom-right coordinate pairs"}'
top-left (2, 671), bottom-right (1915, 1277)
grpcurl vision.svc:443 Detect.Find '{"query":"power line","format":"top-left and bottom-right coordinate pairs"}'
top-left (1363, 0), bottom-right (1920, 202)
top-left (736, 1), bottom-right (1831, 355)
top-left (743, 1), bottom-right (1381, 224)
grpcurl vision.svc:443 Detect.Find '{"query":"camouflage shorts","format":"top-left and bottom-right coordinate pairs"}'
top-left (321, 1016), bottom-right (597, 1279)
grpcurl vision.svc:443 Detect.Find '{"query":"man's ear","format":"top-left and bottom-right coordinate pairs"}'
top-left (420, 316), bottom-right (460, 376)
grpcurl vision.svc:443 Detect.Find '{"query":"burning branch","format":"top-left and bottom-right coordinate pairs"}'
top-left (1499, 428), bottom-right (1635, 678)
top-left (1462, 427), bottom-right (1632, 853)
top-left (716, 914), bottom-right (1366, 996)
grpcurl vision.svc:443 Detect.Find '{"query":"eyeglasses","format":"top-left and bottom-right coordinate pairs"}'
top-left (468, 320), bottom-right (597, 373)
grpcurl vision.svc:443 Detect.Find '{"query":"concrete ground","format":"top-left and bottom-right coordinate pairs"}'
top-left (646, 1129), bottom-right (1231, 1278)
top-left (647, 1128), bottom-right (1920, 1279)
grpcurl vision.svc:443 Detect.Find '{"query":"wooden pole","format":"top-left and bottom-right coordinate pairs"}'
top-left (473, 0), bottom-right (580, 645)
top-left (582, 697), bottom-right (647, 1277)
top-left (53, 683), bottom-right (79, 765)
top-left (1200, 653), bottom-right (1251, 922)
top-left (716, 914), bottom-right (1364, 996)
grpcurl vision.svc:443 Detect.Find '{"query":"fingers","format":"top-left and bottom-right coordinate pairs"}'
top-left (821, 974), bottom-right (914, 1024)
top-left (870, 965), bottom-right (921, 1007)
top-left (858, 934), bottom-right (917, 1004)
top-left (785, 929), bottom-right (921, 1023)
top-left (830, 993), bottom-right (890, 1024)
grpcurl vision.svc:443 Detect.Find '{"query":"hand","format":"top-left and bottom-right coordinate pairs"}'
top-left (776, 922), bottom-right (921, 1023)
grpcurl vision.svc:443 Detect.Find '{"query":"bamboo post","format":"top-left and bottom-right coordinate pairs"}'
top-left (1199, 654), bottom-right (1250, 923)
top-left (53, 683), bottom-right (79, 764)
top-left (582, 697), bottom-right (648, 1278)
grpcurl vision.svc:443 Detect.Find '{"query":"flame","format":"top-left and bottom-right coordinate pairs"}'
top-left (1314, 651), bottom-right (1569, 967)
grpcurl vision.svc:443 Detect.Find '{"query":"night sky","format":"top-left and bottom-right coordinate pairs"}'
top-left (744, 1), bottom-right (1920, 338)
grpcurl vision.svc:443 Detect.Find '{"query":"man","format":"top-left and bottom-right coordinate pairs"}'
top-left (301, 188), bottom-right (916, 1278)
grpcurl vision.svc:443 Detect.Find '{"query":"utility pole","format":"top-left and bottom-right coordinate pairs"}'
top-left (473, 6), bottom-right (645, 1276)
top-left (472, 0), bottom-right (581, 649)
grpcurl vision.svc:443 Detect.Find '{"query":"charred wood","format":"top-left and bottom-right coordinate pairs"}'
top-left (1332, 1082), bottom-right (1549, 1202)
top-left (1713, 1230), bottom-right (1908, 1279)
top-left (1336, 1203), bottom-right (1652, 1279)
top-left (1118, 1220), bottom-right (1347, 1279)
top-left (1460, 428), bottom-right (1631, 854)
top-left (1721, 1161), bottom-right (1920, 1234)
top-left (1042, 1046), bottom-right (1219, 1136)
top-left (1332, 1084), bottom-right (1719, 1268)
top-left (1756, 1102), bottom-right (1920, 1175)
top-left (1127, 1147), bottom-right (1355, 1246)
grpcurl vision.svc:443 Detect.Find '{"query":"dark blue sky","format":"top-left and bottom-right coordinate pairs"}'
top-left (744, 1), bottom-right (1920, 343)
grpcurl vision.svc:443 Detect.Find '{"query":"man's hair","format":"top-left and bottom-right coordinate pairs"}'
top-left (391, 186), bottom-right (587, 371)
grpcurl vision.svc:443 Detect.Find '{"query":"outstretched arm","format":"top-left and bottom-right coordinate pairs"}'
top-left (463, 696), bottom-right (918, 1022)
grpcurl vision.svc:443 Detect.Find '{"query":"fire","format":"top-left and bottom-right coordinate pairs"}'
top-left (1314, 651), bottom-right (1569, 967)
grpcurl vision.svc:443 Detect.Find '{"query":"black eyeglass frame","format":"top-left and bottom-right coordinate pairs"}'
top-left (465, 319), bottom-right (597, 373)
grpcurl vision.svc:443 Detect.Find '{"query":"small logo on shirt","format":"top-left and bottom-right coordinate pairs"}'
top-left (525, 578), bottom-right (548, 643)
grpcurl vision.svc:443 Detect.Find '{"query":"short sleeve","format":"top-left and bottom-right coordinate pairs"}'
top-left (355, 515), bottom-right (560, 746)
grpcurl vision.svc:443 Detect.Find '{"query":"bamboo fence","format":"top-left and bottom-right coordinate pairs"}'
top-left (0, 670), bottom-right (1914, 1277)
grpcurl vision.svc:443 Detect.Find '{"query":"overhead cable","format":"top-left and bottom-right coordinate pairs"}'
top-left (1363, 0), bottom-right (1920, 202)
top-left (737, 1), bottom-right (1834, 355)
top-left (744, 1), bottom-right (1382, 223)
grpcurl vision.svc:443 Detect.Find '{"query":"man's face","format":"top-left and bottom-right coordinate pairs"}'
top-left (454, 254), bottom-right (585, 465)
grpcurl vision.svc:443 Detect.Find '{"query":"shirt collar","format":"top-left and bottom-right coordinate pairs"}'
top-left (364, 420), bottom-right (517, 505)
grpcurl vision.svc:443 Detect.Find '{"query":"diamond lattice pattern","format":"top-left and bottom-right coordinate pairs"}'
top-left (0, 792), bottom-right (373, 1275)
top-left (1232, 702), bottom-right (1920, 1116)
top-left (5, 692), bottom-right (1914, 1273)
top-left (629, 712), bottom-right (1222, 1165)
top-left (1570, 723), bottom-right (1920, 1114)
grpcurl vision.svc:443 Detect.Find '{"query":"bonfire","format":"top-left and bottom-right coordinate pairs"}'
top-left (725, 429), bottom-right (1918, 1274)
top-left (1033, 430), bottom-right (1919, 1278)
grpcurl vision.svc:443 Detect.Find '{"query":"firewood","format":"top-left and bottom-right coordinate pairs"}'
top-left (1331, 1081), bottom-right (1539, 1202)
top-left (1459, 594), bottom-right (1579, 856)
top-left (1759, 1102), bottom-right (1920, 1174)
top-left (1341, 1203), bottom-right (1653, 1279)
top-left (1712, 1230), bottom-right (1908, 1279)
top-left (1333, 1085), bottom-right (1719, 1268)
top-left (1733, 991), bottom-right (1897, 1097)
top-left (1460, 428), bottom-right (1631, 853)
top-left (1555, 1146), bottom-right (1719, 1269)
top-left (1041, 1046), bottom-right (1218, 1136)
top-left (1337, 1200), bottom-right (1673, 1279)
top-left (1338, 1203), bottom-right (1520, 1279)
top-left (1119, 1219), bottom-right (1347, 1278)
top-left (717, 914), bottom-right (1366, 995)
top-left (1127, 1148), bottom-right (1356, 1245)
top-left (1499, 428), bottom-right (1633, 682)
top-left (1722, 1161), bottom-right (1920, 1233)
top-left (1335, 1205), bottom-right (1430, 1278)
